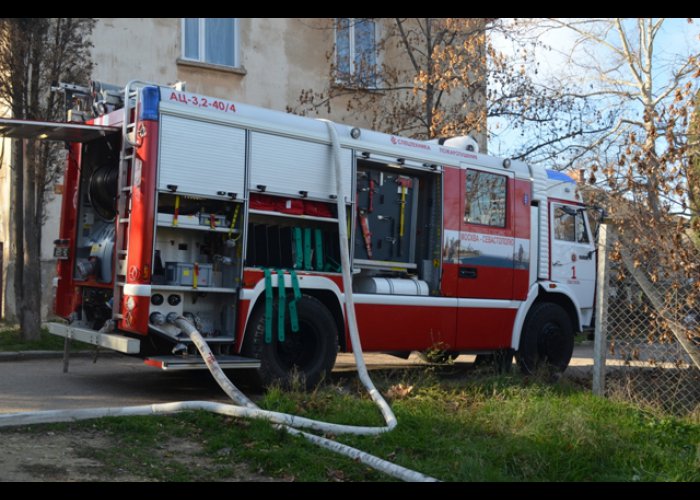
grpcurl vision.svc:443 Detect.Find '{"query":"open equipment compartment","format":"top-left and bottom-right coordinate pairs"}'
top-left (150, 191), bottom-right (243, 348)
top-left (246, 193), bottom-right (342, 273)
top-left (352, 156), bottom-right (443, 296)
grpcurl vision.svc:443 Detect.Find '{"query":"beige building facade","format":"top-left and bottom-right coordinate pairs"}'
top-left (0, 18), bottom-right (484, 320)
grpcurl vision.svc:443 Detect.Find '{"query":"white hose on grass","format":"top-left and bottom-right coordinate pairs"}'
top-left (0, 120), bottom-right (436, 482)
top-left (0, 400), bottom-right (435, 482)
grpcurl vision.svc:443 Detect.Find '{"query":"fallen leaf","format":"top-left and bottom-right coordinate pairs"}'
top-left (386, 384), bottom-right (414, 399)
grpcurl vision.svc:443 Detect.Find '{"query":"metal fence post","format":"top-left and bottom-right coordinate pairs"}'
top-left (593, 223), bottom-right (610, 396)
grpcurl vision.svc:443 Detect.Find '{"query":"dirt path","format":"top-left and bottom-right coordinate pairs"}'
top-left (0, 428), bottom-right (278, 482)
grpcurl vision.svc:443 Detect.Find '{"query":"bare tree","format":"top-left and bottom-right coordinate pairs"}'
top-left (291, 18), bottom-right (589, 153)
top-left (529, 19), bottom-right (698, 213)
top-left (0, 18), bottom-right (94, 340)
top-left (537, 18), bottom-right (700, 331)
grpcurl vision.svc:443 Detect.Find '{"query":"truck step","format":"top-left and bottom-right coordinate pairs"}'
top-left (144, 354), bottom-right (260, 371)
top-left (175, 335), bottom-right (237, 344)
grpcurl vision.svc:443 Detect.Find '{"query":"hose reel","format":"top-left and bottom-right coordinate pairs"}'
top-left (88, 165), bottom-right (119, 221)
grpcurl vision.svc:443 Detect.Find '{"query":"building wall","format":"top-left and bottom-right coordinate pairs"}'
top-left (90, 18), bottom-right (339, 117)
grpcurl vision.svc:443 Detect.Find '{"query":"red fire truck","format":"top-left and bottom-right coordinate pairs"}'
top-left (0, 81), bottom-right (597, 386)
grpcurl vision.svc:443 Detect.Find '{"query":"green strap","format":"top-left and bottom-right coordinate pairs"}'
top-left (323, 256), bottom-right (341, 273)
top-left (290, 269), bottom-right (302, 300)
top-left (314, 228), bottom-right (324, 271)
top-left (277, 269), bottom-right (286, 342)
top-left (263, 268), bottom-right (273, 344)
top-left (289, 270), bottom-right (301, 333)
top-left (293, 227), bottom-right (303, 269)
top-left (303, 227), bottom-right (313, 271)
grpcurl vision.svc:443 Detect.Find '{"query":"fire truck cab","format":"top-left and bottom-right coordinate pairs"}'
top-left (0, 81), bottom-right (597, 385)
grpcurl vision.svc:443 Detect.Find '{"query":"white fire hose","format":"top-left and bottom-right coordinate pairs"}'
top-left (0, 121), bottom-right (437, 482)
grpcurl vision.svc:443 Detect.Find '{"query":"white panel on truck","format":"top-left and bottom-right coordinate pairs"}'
top-left (159, 114), bottom-right (246, 197)
top-left (248, 132), bottom-right (353, 201)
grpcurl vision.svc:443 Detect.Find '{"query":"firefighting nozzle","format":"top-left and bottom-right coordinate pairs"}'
top-left (183, 312), bottom-right (204, 334)
top-left (149, 312), bottom-right (166, 326)
top-left (171, 343), bottom-right (187, 355)
top-left (224, 239), bottom-right (237, 249)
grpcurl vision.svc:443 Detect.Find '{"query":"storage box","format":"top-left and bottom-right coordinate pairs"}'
top-left (157, 213), bottom-right (199, 226)
top-left (165, 262), bottom-right (213, 287)
top-left (250, 193), bottom-right (277, 211)
top-left (199, 213), bottom-right (228, 228)
top-left (303, 200), bottom-right (333, 218)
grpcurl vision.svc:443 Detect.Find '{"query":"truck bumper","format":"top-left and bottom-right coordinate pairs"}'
top-left (46, 322), bottom-right (141, 354)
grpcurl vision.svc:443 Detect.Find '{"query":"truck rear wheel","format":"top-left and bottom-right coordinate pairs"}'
top-left (517, 302), bottom-right (574, 376)
top-left (242, 294), bottom-right (338, 389)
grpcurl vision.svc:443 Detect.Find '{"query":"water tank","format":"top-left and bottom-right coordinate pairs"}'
top-left (354, 277), bottom-right (429, 296)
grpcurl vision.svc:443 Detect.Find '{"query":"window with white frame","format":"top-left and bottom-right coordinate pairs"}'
top-left (183, 18), bottom-right (239, 68)
top-left (335, 18), bottom-right (378, 87)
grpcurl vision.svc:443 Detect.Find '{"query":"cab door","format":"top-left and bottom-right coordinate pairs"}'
top-left (455, 167), bottom-right (516, 349)
top-left (549, 202), bottom-right (596, 310)
top-left (458, 168), bottom-right (515, 300)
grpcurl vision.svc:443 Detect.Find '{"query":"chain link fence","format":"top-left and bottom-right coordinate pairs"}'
top-left (594, 224), bottom-right (700, 417)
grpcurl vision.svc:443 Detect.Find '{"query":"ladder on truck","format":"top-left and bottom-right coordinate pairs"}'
top-left (113, 80), bottom-right (145, 323)
top-left (111, 82), bottom-right (261, 371)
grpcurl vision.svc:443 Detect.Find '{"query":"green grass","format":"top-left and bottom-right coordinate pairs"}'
top-left (15, 370), bottom-right (699, 482)
top-left (0, 326), bottom-right (68, 351)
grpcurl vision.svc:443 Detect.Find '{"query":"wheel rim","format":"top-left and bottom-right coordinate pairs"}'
top-left (272, 319), bottom-right (323, 372)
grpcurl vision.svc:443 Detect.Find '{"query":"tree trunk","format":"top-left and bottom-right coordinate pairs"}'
top-left (1, 18), bottom-right (95, 337)
top-left (424, 18), bottom-right (434, 138)
top-left (21, 139), bottom-right (41, 341)
top-left (11, 139), bottom-right (25, 326)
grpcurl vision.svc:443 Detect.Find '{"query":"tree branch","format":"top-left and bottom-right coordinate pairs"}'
top-left (395, 18), bottom-right (421, 73)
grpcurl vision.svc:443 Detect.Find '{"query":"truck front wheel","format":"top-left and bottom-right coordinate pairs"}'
top-left (242, 295), bottom-right (338, 389)
top-left (516, 302), bottom-right (574, 376)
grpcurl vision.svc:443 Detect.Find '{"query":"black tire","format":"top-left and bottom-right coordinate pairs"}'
top-left (516, 302), bottom-right (574, 376)
top-left (242, 294), bottom-right (338, 389)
